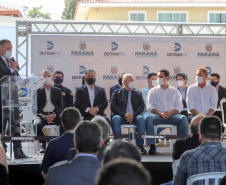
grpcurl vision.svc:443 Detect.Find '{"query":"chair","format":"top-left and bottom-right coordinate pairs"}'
top-left (120, 125), bottom-right (137, 144)
top-left (187, 172), bottom-right (226, 185)
top-left (42, 125), bottom-right (60, 136)
top-left (154, 124), bottom-right (177, 150)
top-left (220, 99), bottom-right (226, 148)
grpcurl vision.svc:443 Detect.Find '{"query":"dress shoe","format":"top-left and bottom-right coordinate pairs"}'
top-left (40, 142), bottom-right (46, 153)
top-left (14, 148), bottom-right (28, 159)
top-left (138, 146), bottom-right (147, 154)
top-left (148, 144), bottom-right (156, 154)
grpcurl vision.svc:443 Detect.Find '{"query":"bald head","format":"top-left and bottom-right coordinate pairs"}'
top-left (190, 114), bottom-right (206, 135)
top-left (122, 74), bottom-right (135, 90)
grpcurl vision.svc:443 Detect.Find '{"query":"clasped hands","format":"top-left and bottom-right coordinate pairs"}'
top-left (125, 112), bottom-right (134, 124)
top-left (89, 107), bottom-right (98, 116)
top-left (44, 114), bottom-right (56, 124)
top-left (160, 111), bottom-right (172, 120)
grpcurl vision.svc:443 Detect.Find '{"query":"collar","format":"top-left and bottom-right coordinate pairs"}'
top-left (200, 142), bottom-right (222, 148)
top-left (54, 84), bottom-right (62, 88)
top-left (44, 85), bottom-right (52, 91)
top-left (86, 84), bottom-right (95, 90)
top-left (178, 86), bottom-right (186, 91)
top-left (195, 82), bottom-right (208, 88)
top-left (75, 154), bottom-right (97, 159)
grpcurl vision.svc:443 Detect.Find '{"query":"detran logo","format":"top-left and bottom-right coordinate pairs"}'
top-left (174, 43), bottom-right (181, 52)
top-left (47, 41), bottom-right (54, 50)
top-left (79, 65), bottom-right (86, 74)
top-left (111, 42), bottom-right (118, 51)
top-left (143, 66), bottom-right (149, 75)
top-left (20, 88), bottom-right (28, 97)
top-left (205, 66), bottom-right (212, 75)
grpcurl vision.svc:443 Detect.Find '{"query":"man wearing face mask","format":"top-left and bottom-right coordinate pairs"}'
top-left (176, 73), bottom-right (188, 117)
top-left (53, 71), bottom-right (73, 109)
top-left (146, 69), bottom-right (188, 154)
top-left (187, 68), bottom-right (218, 122)
top-left (36, 70), bottom-right (63, 153)
top-left (109, 72), bottom-right (126, 101)
top-left (210, 73), bottom-right (226, 121)
top-left (74, 69), bottom-right (109, 122)
top-left (111, 74), bottom-right (147, 154)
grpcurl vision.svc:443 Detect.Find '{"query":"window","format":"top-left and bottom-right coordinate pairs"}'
top-left (129, 11), bottom-right (146, 22)
top-left (209, 13), bottom-right (226, 23)
top-left (158, 12), bottom-right (187, 22)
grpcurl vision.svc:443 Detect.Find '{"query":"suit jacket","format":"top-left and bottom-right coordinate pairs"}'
top-left (45, 156), bottom-right (101, 185)
top-left (110, 84), bottom-right (121, 100)
top-left (74, 85), bottom-right (108, 120)
top-left (37, 86), bottom-right (63, 116)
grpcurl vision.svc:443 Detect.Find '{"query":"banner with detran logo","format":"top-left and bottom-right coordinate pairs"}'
top-left (31, 35), bottom-right (226, 116)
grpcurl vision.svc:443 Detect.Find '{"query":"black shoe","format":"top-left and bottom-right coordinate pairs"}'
top-left (40, 142), bottom-right (46, 153)
top-left (14, 148), bottom-right (28, 159)
top-left (138, 146), bottom-right (147, 154)
top-left (148, 144), bottom-right (156, 154)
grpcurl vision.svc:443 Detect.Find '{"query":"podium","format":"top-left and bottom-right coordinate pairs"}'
top-left (0, 75), bottom-right (41, 160)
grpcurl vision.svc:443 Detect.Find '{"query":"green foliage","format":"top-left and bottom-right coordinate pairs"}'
top-left (26, 6), bottom-right (51, 19)
top-left (62, 0), bottom-right (79, 20)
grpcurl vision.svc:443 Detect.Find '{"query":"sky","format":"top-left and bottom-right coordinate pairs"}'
top-left (2, 0), bottom-right (65, 20)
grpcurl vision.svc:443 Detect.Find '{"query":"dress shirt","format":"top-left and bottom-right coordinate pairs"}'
top-left (43, 87), bottom-right (55, 113)
top-left (147, 84), bottom-right (183, 113)
top-left (141, 86), bottom-right (151, 113)
top-left (85, 85), bottom-right (99, 112)
top-left (187, 83), bottom-right (218, 114)
top-left (126, 90), bottom-right (134, 114)
top-left (0, 55), bottom-right (13, 73)
top-left (178, 87), bottom-right (187, 111)
top-left (75, 153), bottom-right (97, 159)
top-left (173, 142), bottom-right (226, 185)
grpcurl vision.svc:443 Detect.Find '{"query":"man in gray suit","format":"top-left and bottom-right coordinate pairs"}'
top-left (45, 121), bottom-right (103, 185)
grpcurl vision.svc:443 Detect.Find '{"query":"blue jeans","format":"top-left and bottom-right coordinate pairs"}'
top-left (111, 115), bottom-right (145, 147)
top-left (146, 114), bottom-right (188, 145)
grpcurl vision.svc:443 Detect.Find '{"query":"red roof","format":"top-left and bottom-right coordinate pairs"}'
top-left (79, 0), bottom-right (226, 3)
top-left (0, 5), bottom-right (23, 17)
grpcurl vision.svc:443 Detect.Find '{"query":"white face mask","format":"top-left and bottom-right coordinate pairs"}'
top-left (177, 80), bottom-right (184, 87)
top-left (4, 51), bottom-right (12, 58)
top-left (196, 76), bottom-right (203, 84)
top-left (151, 80), bottom-right (158, 87)
top-left (157, 78), bottom-right (165, 86)
top-left (43, 77), bottom-right (52, 85)
top-left (128, 81), bottom-right (135, 89)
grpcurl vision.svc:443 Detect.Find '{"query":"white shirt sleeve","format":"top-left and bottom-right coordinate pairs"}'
top-left (175, 89), bottom-right (183, 113)
top-left (186, 86), bottom-right (195, 111)
top-left (146, 88), bottom-right (155, 112)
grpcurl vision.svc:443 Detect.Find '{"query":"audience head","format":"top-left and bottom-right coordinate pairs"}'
top-left (176, 73), bottom-right (187, 87)
top-left (74, 121), bottom-right (102, 154)
top-left (41, 70), bottom-right (53, 86)
top-left (190, 114), bottom-right (206, 135)
top-left (85, 69), bottom-right (96, 86)
top-left (210, 73), bottom-right (220, 88)
top-left (122, 74), bottom-right (135, 91)
top-left (157, 69), bottom-right (169, 86)
top-left (103, 140), bottom-right (141, 164)
top-left (53, 71), bottom-right (64, 86)
top-left (95, 158), bottom-right (151, 185)
top-left (61, 107), bottom-right (81, 131)
top-left (0, 39), bottom-right (12, 58)
top-left (198, 116), bottom-right (222, 143)
top-left (196, 67), bottom-right (208, 85)
top-left (91, 116), bottom-right (109, 142)
top-left (118, 72), bottom-right (126, 86)
top-left (147, 72), bottom-right (158, 87)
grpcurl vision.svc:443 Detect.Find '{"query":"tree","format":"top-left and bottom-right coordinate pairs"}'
top-left (26, 6), bottom-right (51, 19)
top-left (62, 0), bottom-right (79, 20)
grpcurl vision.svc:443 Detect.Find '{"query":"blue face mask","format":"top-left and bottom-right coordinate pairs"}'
top-left (210, 81), bottom-right (218, 87)
top-left (54, 77), bottom-right (63, 85)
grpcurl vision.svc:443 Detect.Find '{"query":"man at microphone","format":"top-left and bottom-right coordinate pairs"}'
top-left (0, 39), bottom-right (28, 159)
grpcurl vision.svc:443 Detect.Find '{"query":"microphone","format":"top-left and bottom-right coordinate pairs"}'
top-left (10, 57), bottom-right (20, 70)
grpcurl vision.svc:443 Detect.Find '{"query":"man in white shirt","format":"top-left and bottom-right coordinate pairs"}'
top-left (146, 69), bottom-right (188, 154)
top-left (187, 67), bottom-right (218, 122)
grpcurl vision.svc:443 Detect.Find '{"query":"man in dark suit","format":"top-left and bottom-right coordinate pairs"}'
top-left (74, 69), bottom-right (108, 121)
top-left (45, 121), bottom-right (102, 185)
top-left (210, 73), bottom-right (226, 121)
top-left (111, 74), bottom-right (147, 154)
top-left (0, 39), bottom-right (27, 159)
top-left (41, 107), bottom-right (81, 180)
top-left (36, 70), bottom-right (63, 153)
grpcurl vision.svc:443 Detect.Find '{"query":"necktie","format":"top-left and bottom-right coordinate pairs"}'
top-left (6, 58), bottom-right (10, 68)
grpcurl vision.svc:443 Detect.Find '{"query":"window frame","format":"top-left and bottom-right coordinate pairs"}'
top-left (128, 11), bottom-right (147, 22)
top-left (157, 11), bottom-right (189, 23)
top-left (208, 11), bottom-right (226, 23)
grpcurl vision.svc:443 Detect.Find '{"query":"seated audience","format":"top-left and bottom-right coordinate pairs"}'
top-left (35, 70), bottom-right (63, 153)
top-left (103, 140), bottom-right (141, 164)
top-left (74, 70), bottom-right (109, 122)
top-left (173, 116), bottom-right (226, 185)
top-left (110, 74), bottom-right (146, 154)
top-left (67, 115), bottom-right (109, 162)
top-left (41, 107), bottom-right (81, 180)
top-left (95, 158), bottom-right (151, 185)
top-left (45, 121), bottom-right (103, 185)
top-left (146, 69), bottom-right (188, 154)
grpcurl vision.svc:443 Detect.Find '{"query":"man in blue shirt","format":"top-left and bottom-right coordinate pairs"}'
top-left (41, 107), bottom-right (81, 180)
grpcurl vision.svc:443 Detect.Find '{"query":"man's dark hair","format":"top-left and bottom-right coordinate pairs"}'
top-left (53, 71), bottom-right (64, 78)
top-left (199, 116), bottom-right (222, 141)
top-left (0, 39), bottom-right (11, 47)
top-left (147, 72), bottom-right (157, 80)
top-left (61, 107), bottom-right (81, 131)
top-left (91, 116), bottom-right (109, 142)
top-left (176, 73), bottom-right (187, 80)
top-left (85, 70), bottom-right (96, 76)
top-left (103, 140), bottom-right (141, 164)
top-left (74, 121), bottom-right (102, 153)
top-left (95, 158), bottom-right (151, 185)
top-left (210, 73), bottom-right (220, 80)
top-left (159, 69), bottom-right (170, 77)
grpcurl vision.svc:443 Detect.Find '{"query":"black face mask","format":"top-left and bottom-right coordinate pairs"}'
top-left (210, 81), bottom-right (218, 87)
top-left (118, 78), bottom-right (123, 85)
top-left (54, 78), bottom-right (63, 85)
top-left (86, 78), bottom-right (96, 85)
